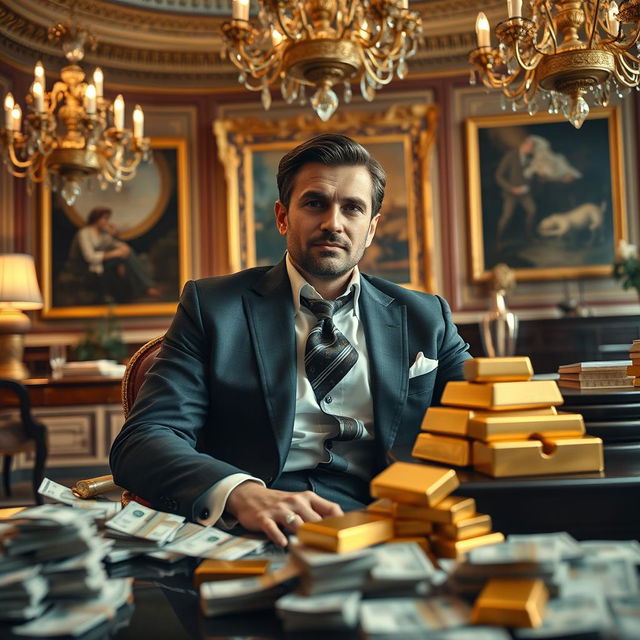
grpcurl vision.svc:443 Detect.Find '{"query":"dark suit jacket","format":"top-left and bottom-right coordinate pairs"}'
top-left (109, 260), bottom-right (471, 520)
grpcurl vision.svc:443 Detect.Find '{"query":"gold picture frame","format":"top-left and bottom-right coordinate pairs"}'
top-left (40, 137), bottom-right (190, 318)
top-left (214, 104), bottom-right (438, 292)
top-left (465, 107), bottom-right (626, 282)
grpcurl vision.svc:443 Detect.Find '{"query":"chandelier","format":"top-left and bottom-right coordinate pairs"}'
top-left (468, 0), bottom-right (640, 129)
top-left (0, 22), bottom-right (150, 206)
top-left (221, 0), bottom-right (423, 121)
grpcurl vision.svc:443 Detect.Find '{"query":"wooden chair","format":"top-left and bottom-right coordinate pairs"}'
top-left (74, 336), bottom-right (163, 502)
top-left (0, 378), bottom-right (48, 505)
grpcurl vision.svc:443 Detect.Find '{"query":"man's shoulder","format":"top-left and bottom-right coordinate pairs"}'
top-left (361, 274), bottom-right (444, 308)
top-left (189, 265), bottom-right (274, 296)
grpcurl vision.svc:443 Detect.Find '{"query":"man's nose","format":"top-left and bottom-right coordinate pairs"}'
top-left (319, 204), bottom-right (344, 232)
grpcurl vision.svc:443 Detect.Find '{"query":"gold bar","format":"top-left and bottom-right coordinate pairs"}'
top-left (370, 462), bottom-right (459, 507)
top-left (394, 519), bottom-right (433, 537)
top-left (193, 559), bottom-right (271, 587)
top-left (421, 406), bottom-right (557, 438)
top-left (366, 498), bottom-right (395, 516)
top-left (412, 433), bottom-right (471, 466)
top-left (432, 532), bottom-right (505, 559)
top-left (627, 365), bottom-right (640, 376)
top-left (472, 578), bottom-right (548, 628)
top-left (0, 506), bottom-right (26, 519)
top-left (464, 357), bottom-right (533, 382)
top-left (441, 380), bottom-right (563, 410)
top-left (297, 511), bottom-right (394, 553)
top-left (72, 475), bottom-right (118, 498)
top-left (473, 436), bottom-right (604, 477)
top-left (395, 496), bottom-right (476, 524)
top-left (387, 536), bottom-right (431, 556)
top-left (467, 412), bottom-right (585, 442)
top-left (435, 513), bottom-right (492, 541)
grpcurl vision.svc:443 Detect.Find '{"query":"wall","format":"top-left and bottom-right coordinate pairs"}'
top-left (1, 60), bottom-right (638, 350)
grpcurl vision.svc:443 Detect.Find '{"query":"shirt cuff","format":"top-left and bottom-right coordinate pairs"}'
top-left (196, 473), bottom-right (265, 529)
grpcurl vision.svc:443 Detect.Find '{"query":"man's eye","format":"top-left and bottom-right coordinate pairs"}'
top-left (344, 204), bottom-right (364, 213)
top-left (305, 199), bottom-right (323, 208)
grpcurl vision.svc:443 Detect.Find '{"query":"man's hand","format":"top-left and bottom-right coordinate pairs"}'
top-left (225, 482), bottom-right (343, 547)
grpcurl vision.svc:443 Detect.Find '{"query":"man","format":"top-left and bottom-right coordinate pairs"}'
top-left (110, 134), bottom-right (470, 546)
top-left (494, 136), bottom-right (537, 245)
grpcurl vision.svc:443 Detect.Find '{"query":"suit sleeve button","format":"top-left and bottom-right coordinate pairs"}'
top-left (199, 509), bottom-right (210, 520)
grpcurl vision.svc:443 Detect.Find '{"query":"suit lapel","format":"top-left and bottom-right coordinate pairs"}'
top-left (359, 277), bottom-right (408, 455)
top-left (243, 260), bottom-right (296, 473)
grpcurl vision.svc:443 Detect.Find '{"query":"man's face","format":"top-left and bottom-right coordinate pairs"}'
top-left (275, 163), bottom-right (380, 283)
top-left (96, 214), bottom-right (111, 230)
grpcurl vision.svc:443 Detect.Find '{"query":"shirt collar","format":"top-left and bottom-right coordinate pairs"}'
top-left (285, 253), bottom-right (361, 317)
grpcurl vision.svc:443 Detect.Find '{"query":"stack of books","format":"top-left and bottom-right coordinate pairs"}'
top-left (627, 340), bottom-right (640, 386)
top-left (59, 359), bottom-right (126, 378)
top-left (557, 360), bottom-right (633, 390)
top-left (412, 357), bottom-right (603, 478)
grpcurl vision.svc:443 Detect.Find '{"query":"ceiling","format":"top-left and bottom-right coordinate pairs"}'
top-left (0, 0), bottom-right (506, 89)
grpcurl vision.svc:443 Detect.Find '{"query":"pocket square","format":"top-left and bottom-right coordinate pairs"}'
top-left (409, 352), bottom-right (438, 379)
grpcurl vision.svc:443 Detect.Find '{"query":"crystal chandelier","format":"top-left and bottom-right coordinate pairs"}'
top-left (0, 22), bottom-right (150, 206)
top-left (221, 0), bottom-right (423, 121)
top-left (468, 0), bottom-right (640, 129)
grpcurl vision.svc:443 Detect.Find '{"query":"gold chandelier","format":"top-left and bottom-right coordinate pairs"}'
top-left (221, 0), bottom-right (423, 121)
top-left (0, 22), bottom-right (150, 206)
top-left (469, 0), bottom-right (640, 129)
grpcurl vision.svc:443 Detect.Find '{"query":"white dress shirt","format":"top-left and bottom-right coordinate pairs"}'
top-left (198, 254), bottom-right (375, 526)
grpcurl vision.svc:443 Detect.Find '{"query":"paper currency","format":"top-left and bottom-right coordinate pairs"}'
top-left (37, 478), bottom-right (121, 518)
top-left (276, 590), bottom-right (361, 631)
top-left (610, 594), bottom-right (640, 640)
top-left (507, 533), bottom-right (582, 561)
top-left (105, 501), bottom-right (184, 544)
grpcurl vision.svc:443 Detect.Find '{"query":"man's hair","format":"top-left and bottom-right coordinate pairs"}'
top-left (87, 207), bottom-right (112, 226)
top-left (276, 133), bottom-right (386, 216)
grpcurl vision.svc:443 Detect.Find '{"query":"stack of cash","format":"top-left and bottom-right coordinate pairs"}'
top-left (368, 462), bottom-right (504, 560)
top-left (413, 357), bottom-right (603, 477)
top-left (0, 504), bottom-right (132, 636)
top-left (557, 360), bottom-right (634, 390)
top-left (275, 590), bottom-right (361, 631)
top-left (289, 541), bottom-right (377, 595)
top-left (38, 478), bottom-right (122, 520)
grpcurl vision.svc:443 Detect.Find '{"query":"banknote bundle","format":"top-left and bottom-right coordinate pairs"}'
top-left (275, 590), bottom-right (361, 631)
top-left (414, 357), bottom-right (603, 477)
top-left (0, 504), bottom-right (133, 636)
top-left (367, 463), bottom-right (503, 560)
top-left (558, 360), bottom-right (634, 389)
top-left (38, 478), bottom-right (122, 520)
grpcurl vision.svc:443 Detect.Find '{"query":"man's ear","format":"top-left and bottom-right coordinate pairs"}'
top-left (275, 201), bottom-right (288, 236)
top-left (365, 214), bottom-right (381, 248)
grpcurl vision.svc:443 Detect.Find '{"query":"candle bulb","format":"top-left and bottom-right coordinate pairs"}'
top-left (32, 81), bottom-right (44, 112)
top-left (113, 94), bottom-right (125, 131)
top-left (271, 28), bottom-right (284, 46)
top-left (4, 93), bottom-right (14, 130)
top-left (401, 0), bottom-right (408, 8)
top-left (507, 0), bottom-right (522, 18)
top-left (608, 2), bottom-right (620, 36)
top-left (476, 12), bottom-right (491, 48)
top-left (93, 67), bottom-right (103, 98)
top-left (34, 61), bottom-right (45, 88)
top-left (232, 0), bottom-right (250, 21)
top-left (11, 104), bottom-right (22, 132)
top-left (133, 104), bottom-right (144, 138)
top-left (85, 84), bottom-right (96, 115)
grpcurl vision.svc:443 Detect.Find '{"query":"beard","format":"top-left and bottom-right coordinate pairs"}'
top-left (295, 232), bottom-right (367, 280)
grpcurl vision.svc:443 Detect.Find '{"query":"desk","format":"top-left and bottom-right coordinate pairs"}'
top-left (0, 377), bottom-right (124, 479)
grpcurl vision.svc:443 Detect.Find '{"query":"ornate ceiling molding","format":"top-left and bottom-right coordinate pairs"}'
top-left (0, 0), bottom-right (503, 88)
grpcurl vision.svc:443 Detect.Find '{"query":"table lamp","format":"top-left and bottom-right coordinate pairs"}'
top-left (0, 253), bottom-right (43, 379)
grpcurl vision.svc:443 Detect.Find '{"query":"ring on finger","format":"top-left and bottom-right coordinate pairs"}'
top-left (284, 512), bottom-right (297, 525)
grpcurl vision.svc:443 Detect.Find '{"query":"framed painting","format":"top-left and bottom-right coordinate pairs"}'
top-left (465, 108), bottom-right (626, 281)
top-left (40, 137), bottom-right (190, 318)
top-left (214, 104), bottom-right (438, 292)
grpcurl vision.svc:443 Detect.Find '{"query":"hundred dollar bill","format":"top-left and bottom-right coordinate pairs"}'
top-left (276, 590), bottom-right (361, 631)
top-left (370, 542), bottom-right (438, 583)
top-left (609, 594), bottom-right (640, 640)
top-left (566, 556), bottom-right (638, 597)
top-left (579, 540), bottom-right (640, 565)
top-left (507, 532), bottom-right (582, 561)
top-left (428, 629), bottom-right (511, 640)
top-left (105, 501), bottom-right (184, 544)
top-left (467, 539), bottom-right (560, 567)
top-left (37, 479), bottom-right (121, 518)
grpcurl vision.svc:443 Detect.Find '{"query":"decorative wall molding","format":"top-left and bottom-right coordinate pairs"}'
top-left (0, 0), bottom-right (502, 87)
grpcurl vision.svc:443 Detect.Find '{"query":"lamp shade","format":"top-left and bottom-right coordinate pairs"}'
top-left (0, 253), bottom-right (43, 310)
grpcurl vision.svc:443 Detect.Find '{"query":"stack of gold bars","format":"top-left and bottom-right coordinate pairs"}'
top-left (412, 357), bottom-right (604, 477)
top-left (628, 339), bottom-right (640, 386)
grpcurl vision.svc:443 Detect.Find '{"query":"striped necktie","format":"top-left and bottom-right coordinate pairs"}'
top-left (301, 289), bottom-right (366, 471)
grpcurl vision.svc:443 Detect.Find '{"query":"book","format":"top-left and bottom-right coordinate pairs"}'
top-left (421, 406), bottom-right (557, 438)
top-left (471, 578), bottom-right (548, 628)
top-left (559, 371), bottom-right (634, 381)
top-left (297, 511), bottom-right (394, 553)
top-left (473, 436), bottom-right (604, 477)
top-left (394, 496), bottom-right (476, 524)
top-left (463, 357), bottom-right (533, 382)
top-left (557, 360), bottom-right (631, 374)
top-left (441, 380), bottom-right (563, 410)
top-left (370, 462), bottom-right (459, 507)
top-left (467, 412), bottom-right (585, 442)
top-left (557, 379), bottom-right (633, 389)
top-left (411, 433), bottom-right (471, 466)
